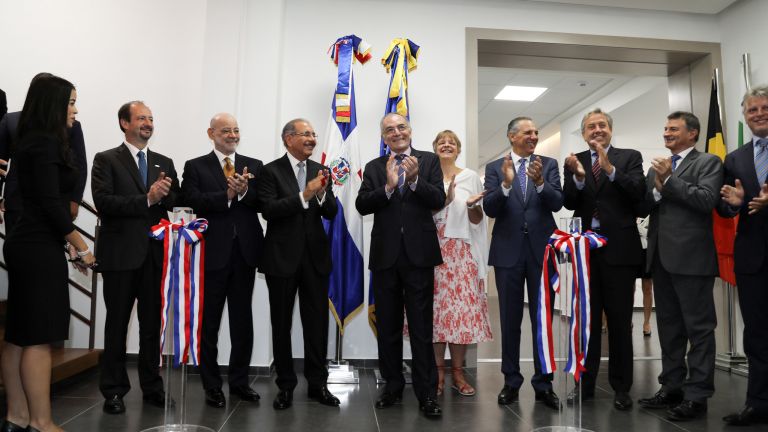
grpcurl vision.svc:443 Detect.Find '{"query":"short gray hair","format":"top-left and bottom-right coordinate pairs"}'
top-left (580, 108), bottom-right (613, 135)
top-left (742, 86), bottom-right (768, 112)
top-left (379, 112), bottom-right (410, 133)
top-left (281, 118), bottom-right (310, 143)
top-left (507, 116), bottom-right (532, 134)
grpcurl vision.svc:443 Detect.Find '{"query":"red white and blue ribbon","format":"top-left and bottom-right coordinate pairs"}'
top-left (536, 229), bottom-right (607, 381)
top-left (150, 218), bottom-right (208, 367)
top-left (328, 35), bottom-right (371, 123)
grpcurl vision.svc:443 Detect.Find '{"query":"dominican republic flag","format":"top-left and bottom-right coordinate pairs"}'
top-left (369, 38), bottom-right (420, 334)
top-left (319, 35), bottom-right (370, 333)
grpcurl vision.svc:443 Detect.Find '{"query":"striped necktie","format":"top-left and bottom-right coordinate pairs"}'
top-left (592, 152), bottom-right (601, 181)
top-left (517, 158), bottom-right (527, 199)
top-left (755, 139), bottom-right (768, 185)
top-left (671, 154), bottom-right (682, 171)
top-left (395, 154), bottom-right (406, 190)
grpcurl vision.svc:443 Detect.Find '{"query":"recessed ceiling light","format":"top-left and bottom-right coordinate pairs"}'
top-left (494, 85), bottom-right (547, 101)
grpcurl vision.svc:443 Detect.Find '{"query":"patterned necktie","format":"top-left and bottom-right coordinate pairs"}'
top-left (671, 154), bottom-right (682, 171)
top-left (592, 152), bottom-right (601, 181)
top-left (395, 154), bottom-right (406, 189)
top-left (755, 139), bottom-right (768, 185)
top-left (137, 150), bottom-right (148, 188)
top-left (297, 161), bottom-right (306, 192)
top-left (517, 158), bottom-right (527, 199)
top-left (223, 156), bottom-right (235, 178)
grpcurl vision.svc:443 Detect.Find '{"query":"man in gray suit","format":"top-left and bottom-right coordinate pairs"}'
top-left (638, 111), bottom-right (723, 422)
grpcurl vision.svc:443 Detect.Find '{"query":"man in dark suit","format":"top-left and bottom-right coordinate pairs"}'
top-left (718, 87), bottom-right (768, 426)
top-left (256, 118), bottom-right (340, 410)
top-left (356, 113), bottom-right (446, 417)
top-left (483, 116), bottom-right (562, 410)
top-left (638, 111), bottom-right (722, 422)
top-left (0, 75), bottom-right (88, 233)
top-left (0, 88), bottom-right (6, 120)
top-left (181, 113), bottom-right (264, 408)
top-left (563, 109), bottom-right (646, 410)
top-left (91, 101), bottom-right (180, 414)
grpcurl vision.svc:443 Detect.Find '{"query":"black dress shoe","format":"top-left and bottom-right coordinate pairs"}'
top-left (205, 388), bottom-right (226, 408)
top-left (667, 400), bottom-right (707, 421)
top-left (308, 385), bottom-right (340, 406)
top-left (536, 389), bottom-right (561, 410)
top-left (273, 389), bottom-right (293, 410)
top-left (723, 405), bottom-right (768, 426)
top-left (566, 386), bottom-right (594, 406)
top-left (497, 385), bottom-right (519, 405)
top-left (143, 392), bottom-right (174, 408)
top-left (614, 392), bottom-right (633, 411)
top-left (638, 388), bottom-right (683, 409)
top-left (230, 385), bottom-right (261, 402)
top-left (103, 395), bottom-right (126, 414)
top-left (419, 397), bottom-right (442, 417)
top-left (375, 390), bottom-right (403, 408)
top-left (0, 420), bottom-right (27, 432)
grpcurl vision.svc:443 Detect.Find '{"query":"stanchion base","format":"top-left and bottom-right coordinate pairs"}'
top-left (328, 364), bottom-right (360, 384)
top-left (374, 363), bottom-right (412, 385)
top-left (142, 425), bottom-right (215, 432)
top-left (732, 363), bottom-right (749, 377)
top-left (715, 352), bottom-right (747, 372)
top-left (532, 427), bottom-right (594, 432)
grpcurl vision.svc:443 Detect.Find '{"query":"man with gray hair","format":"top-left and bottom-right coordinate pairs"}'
top-left (484, 116), bottom-right (563, 409)
top-left (181, 113), bottom-right (264, 408)
top-left (563, 108), bottom-right (646, 410)
top-left (718, 86), bottom-right (768, 426)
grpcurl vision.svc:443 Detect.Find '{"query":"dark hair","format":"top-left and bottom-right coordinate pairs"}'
top-left (17, 74), bottom-right (74, 150)
top-left (667, 111), bottom-right (700, 142)
top-left (507, 116), bottom-right (532, 134)
top-left (118, 100), bottom-right (144, 132)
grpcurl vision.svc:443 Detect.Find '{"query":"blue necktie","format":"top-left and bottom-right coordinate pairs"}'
top-left (395, 154), bottom-right (406, 190)
top-left (755, 139), bottom-right (768, 185)
top-left (297, 161), bottom-right (306, 192)
top-left (517, 158), bottom-right (527, 200)
top-left (137, 151), bottom-right (147, 188)
top-left (671, 154), bottom-right (682, 171)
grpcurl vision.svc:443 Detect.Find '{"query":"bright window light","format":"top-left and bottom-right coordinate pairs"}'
top-left (494, 85), bottom-right (547, 101)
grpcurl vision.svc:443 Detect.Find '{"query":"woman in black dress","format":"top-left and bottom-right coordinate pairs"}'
top-left (1, 74), bottom-right (95, 432)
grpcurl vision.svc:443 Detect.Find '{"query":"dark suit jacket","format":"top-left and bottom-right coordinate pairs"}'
top-left (0, 89), bottom-right (6, 120)
top-left (718, 141), bottom-right (768, 274)
top-left (645, 148), bottom-right (722, 276)
top-left (0, 112), bottom-right (87, 209)
top-left (91, 143), bottom-right (180, 272)
top-left (256, 153), bottom-right (337, 277)
top-left (181, 151), bottom-right (264, 271)
top-left (563, 146), bottom-right (645, 266)
top-left (355, 148), bottom-right (445, 270)
top-left (484, 154), bottom-right (563, 267)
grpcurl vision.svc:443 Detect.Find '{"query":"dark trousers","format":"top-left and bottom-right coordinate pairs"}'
top-left (373, 242), bottom-right (437, 402)
top-left (581, 250), bottom-right (636, 393)
top-left (200, 240), bottom-right (256, 391)
top-left (265, 250), bottom-right (329, 391)
top-left (652, 250), bottom-right (716, 402)
top-left (493, 241), bottom-right (553, 392)
top-left (99, 252), bottom-right (164, 398)
top-left (735, 260), bottom-right (768, 410)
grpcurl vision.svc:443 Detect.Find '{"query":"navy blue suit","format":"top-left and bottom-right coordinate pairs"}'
top-left (483, 153), bottom-right (563, 391)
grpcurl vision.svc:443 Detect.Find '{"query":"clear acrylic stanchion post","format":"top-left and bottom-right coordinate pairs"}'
top-left (143, 207), bottom-right (214, 432)
top-left (533, 217), bottom-right (594, 432)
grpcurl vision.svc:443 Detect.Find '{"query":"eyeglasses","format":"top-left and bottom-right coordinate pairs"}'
top-left (291, 132), bottom-right (318, 138)
top-left (383, 124), bottom-right (409, 135)
top-left (217, 128), bottom-right (240, 135)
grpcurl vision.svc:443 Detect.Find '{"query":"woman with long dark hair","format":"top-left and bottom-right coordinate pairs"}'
top-left (1, 74), bottom-right (95, 432)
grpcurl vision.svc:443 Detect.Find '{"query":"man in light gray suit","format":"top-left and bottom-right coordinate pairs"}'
top-left (637, 111), bottom-right (723, 422)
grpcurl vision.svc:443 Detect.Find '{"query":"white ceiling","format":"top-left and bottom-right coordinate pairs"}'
top-left (523, 0), bottom-right (739, 14)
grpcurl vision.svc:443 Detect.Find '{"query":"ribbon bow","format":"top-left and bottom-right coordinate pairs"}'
top-left (536, 229), bottom-right (607, 381)
top-left (150, 218), bottom-right (208, 367)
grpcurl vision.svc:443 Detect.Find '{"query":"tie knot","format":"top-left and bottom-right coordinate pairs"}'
top-left (758, 138), bottom-right (768, 149)
top-left (297, 161), bottom-right (305, 169)
top-left (671, 154), bottom-right (681, 162)
top-left (395, 154), bottom-right (405, 162)
top-left (137, 151), bottom-right (145, 160)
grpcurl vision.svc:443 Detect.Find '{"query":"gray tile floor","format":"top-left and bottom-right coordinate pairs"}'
top-left (7, 307), bottom-right (760, 431)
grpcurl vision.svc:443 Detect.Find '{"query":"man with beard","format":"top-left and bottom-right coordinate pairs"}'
top-left (92, 101), bottom-right (180, 414)
top-left (484, 116), bottom-right (563, 410)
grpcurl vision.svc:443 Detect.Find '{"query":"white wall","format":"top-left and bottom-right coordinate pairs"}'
top-left (1, 0), bottom-right (759, 366)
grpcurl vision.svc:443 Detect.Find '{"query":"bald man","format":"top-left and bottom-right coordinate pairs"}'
top-left (181, 113), bottom-right (264, 408)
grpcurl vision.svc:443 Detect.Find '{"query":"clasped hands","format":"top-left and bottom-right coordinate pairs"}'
top-left (721, 178), bottom-right (768, 215)
top-left (303, 169), bottom-right (330, 201)
top-left (385, 153), bottom-right (418, 193)
top-left (564, 142), bottom-right (614, 182)
top-left (501, 154), bottom-right (544, 188)
top-left (444, 174), bottom-right (486, 208)
top-left (227, 167), bottom-right (252, 200)
top-left (147, 172), bottom-right (173, 205)
top-left (67, 243), bottom-right (96, 275)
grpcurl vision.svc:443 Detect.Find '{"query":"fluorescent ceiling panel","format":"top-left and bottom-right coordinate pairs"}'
top-left (494, 85), bottom-right (547, 101)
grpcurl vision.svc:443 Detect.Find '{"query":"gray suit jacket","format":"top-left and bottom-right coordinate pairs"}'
top-left (645, 148), bottom-right (722, 276)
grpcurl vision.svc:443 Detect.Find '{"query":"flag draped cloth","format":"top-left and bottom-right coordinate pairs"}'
top-left (706, 78), bottom-right (737, 285)
top-left (320, 35), bottom-right (369, 333)
top-left (536, 229), bottom-right (607, 381)
top-left (369, 38), bottom-right (420, 334)
top-left (150, 218), bottom-right (208, 367)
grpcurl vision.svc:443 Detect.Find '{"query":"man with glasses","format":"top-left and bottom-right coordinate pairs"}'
top-left (356, 113), bottom-right (446, 417)
top-left (181, 113), bottom-right (264, 408)
top-left (256, 118), bottom-right (340, 410)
